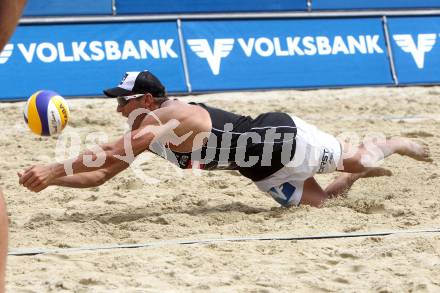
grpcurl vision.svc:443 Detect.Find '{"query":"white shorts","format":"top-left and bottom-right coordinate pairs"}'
top-left (254, 115), bottom-right (342, 207)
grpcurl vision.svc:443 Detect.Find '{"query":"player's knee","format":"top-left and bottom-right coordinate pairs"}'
top-left (299, 193), bottom-right (326, 208)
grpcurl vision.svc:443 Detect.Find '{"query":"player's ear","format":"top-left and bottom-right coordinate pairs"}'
top-left (144, 93), bottom-right (154, 106)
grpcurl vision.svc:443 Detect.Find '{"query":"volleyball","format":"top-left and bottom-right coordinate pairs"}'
top-left (23, 90), bottom-right (70, 136)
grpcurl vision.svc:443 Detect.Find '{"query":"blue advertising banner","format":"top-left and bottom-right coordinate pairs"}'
top-left (182, 18), bottom-right (393, 91)
top-left (116, 0), bottom-right (306, 14)
top-left (0, 22), bottom-right (186, 100)
top-left (388, 17), bottom-right (440, 84)
top-left (23, 0), bottom-right (112, 16)
top-left (313, 0), bottom-right (440, 10)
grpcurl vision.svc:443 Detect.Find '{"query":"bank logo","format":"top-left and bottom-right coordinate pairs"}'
top-left (187, 35), bottom-right (384, 75)
top-left (187, 39), bottom-right (234, 75)
top-left (1, 39), bottom-right (178, 64)
top-left (0, 44), bottom-right (13, 64)
top-left (393, 34), bottom-right (437, 69)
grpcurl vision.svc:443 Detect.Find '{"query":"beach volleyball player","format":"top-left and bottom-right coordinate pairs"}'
top-left (19, 71), bottom-right (432, 208)
top-left (1, 0), bottom-right (27, 291)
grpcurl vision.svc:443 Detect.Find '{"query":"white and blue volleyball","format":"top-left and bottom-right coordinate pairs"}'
top-left (23, 90), bottom-right (70, 136)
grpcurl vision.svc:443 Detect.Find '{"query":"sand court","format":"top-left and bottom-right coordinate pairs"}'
top-left (2, 86), bottom-right (440, 292)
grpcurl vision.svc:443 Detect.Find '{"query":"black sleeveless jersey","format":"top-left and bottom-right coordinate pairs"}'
top-left (156, 102), bottom-right (297, 182)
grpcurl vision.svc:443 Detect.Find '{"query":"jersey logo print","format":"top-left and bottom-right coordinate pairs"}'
top-left (393, 34), bottom-right (437, 69)
top-left (187, 39), bottom-right (234, 75)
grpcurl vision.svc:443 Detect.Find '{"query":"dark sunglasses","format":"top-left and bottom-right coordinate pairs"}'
top-left (116, 94), bottom-right (144, 107)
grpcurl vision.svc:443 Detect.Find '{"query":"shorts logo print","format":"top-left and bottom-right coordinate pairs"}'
top-left (318, 148), bottom-right (334, 173)
top-left (269, 182), bottom-right (296, 207)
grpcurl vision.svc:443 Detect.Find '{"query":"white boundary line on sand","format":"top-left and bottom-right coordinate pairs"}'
top-left (9, 228), bottom-right (440, 256)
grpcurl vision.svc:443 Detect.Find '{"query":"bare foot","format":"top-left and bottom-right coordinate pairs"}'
top-left (360, 167), bottom-right (393, 178)
top-left (398, 139), bottom-right (433, 162)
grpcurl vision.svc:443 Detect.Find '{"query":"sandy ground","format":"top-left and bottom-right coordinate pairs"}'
top-left (1, 86), bottom-right (440, 292)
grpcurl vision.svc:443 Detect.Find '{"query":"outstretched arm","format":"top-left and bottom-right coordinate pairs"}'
top-left (18, 169), bottom-right (108, 189)
top-left (50, 164), bottom-right (129, 188)
top-left (49, 171), bottom-right (108, 188)
top-left (18, 121), bottom-right (164, 192)
top-left (17, 142), bottom-right (127, 189)
top-left (49, 151), bottom-right (131, 188)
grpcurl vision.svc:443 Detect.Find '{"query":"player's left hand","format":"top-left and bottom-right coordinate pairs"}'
top-left (18, 165), bottom-right (55, 192)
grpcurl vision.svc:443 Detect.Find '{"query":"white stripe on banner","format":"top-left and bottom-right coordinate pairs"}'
top-left (9, 228), bottom-right (440, 256)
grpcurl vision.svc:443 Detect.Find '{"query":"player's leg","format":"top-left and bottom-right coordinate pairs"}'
top-left (261, 164), bottom-right (392, 208)
top-left (324, 167), bottom-right (392, 198)
top-left (341, 137), bottom-right (432, 173)
top-left (299, 137), bottom-right (431, 208)
top-left (300, 167), bottom-right (392, 207)
top-left (0, 0), bottom-right (27, 51)
top-left (0, 190), bottom-right (8, 293)
top-left (298, 177), bottom-right (327, 207)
